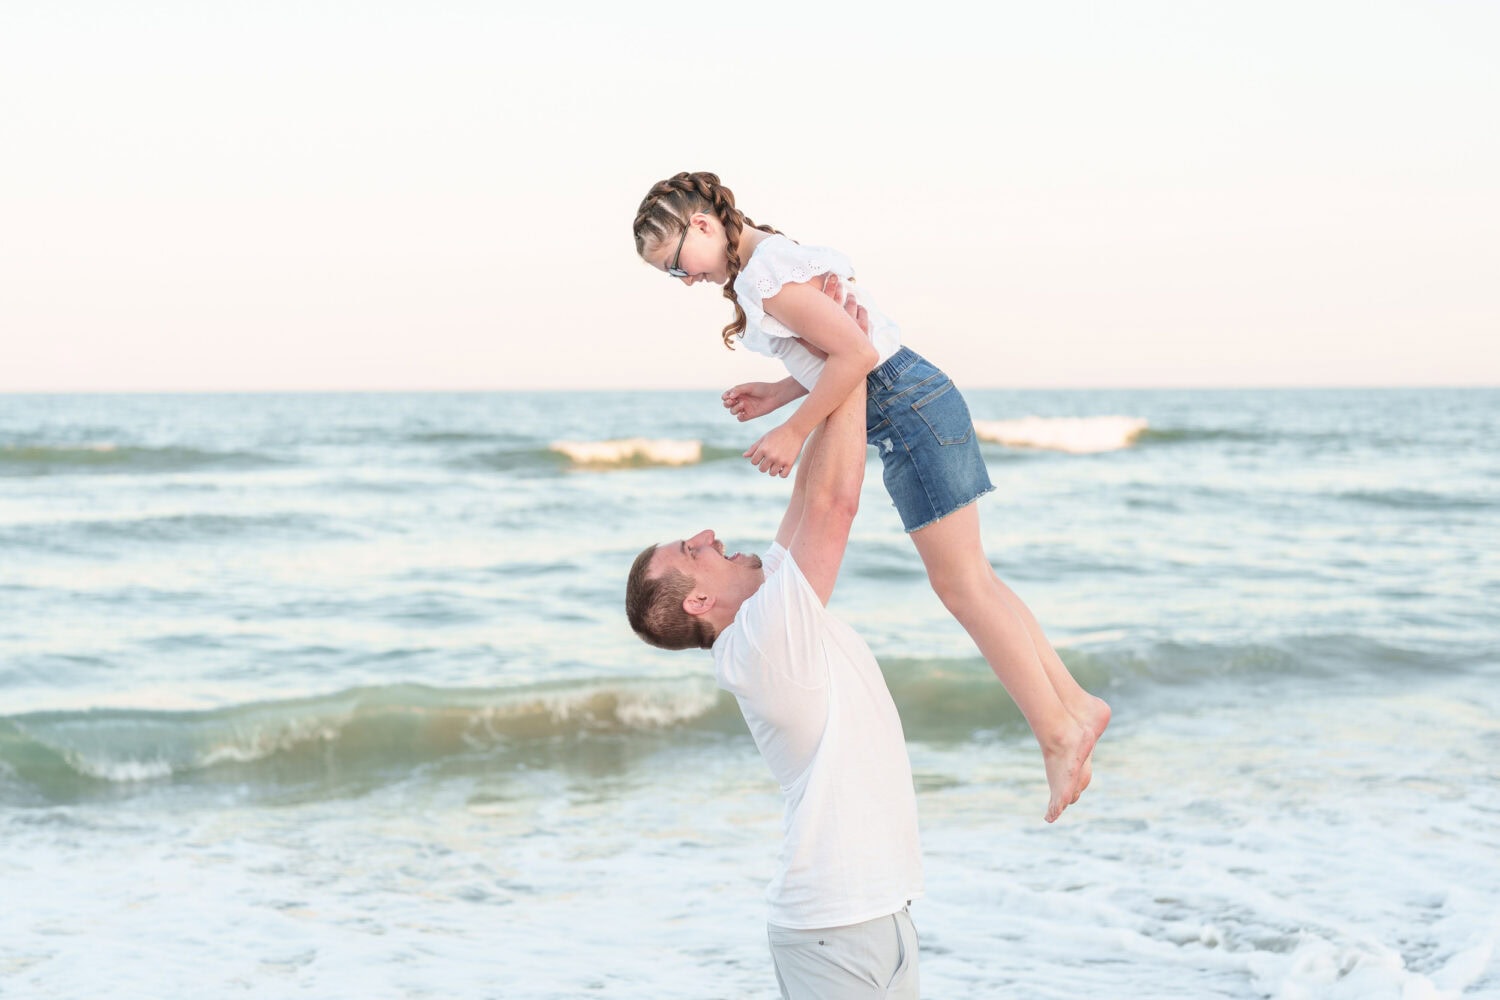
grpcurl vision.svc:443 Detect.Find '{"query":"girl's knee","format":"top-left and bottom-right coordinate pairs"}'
top-left (926, 565), bottom-right (998, 613)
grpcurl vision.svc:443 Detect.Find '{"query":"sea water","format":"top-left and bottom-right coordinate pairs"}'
top-left (1, 389), bottom-right (1496, 999)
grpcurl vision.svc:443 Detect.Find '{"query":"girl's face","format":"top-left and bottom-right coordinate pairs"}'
top-left (644, 212), bottom-right (728, 287)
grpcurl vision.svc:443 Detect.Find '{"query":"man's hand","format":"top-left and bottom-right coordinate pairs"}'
top-left (795, 278), bottom-right (868, 362)
top-left (821, 274), bottom-right (870, 339)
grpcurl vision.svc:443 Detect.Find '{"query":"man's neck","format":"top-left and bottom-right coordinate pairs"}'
top-left (708, 567), bottom-right (766, 636)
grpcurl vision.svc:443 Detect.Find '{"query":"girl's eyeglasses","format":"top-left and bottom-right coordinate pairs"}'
top-left (666, 226), bottom-right (690, 278)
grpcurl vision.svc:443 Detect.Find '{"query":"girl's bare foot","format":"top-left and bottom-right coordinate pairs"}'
top-left (1042, 720), bottom-right (1098, 823)
top-left (1072, 757), bottom-right (1092, 805)
top-left (1037, 695), bottom-right (1109, 821)
top-left (1069, 693), bottom-right (1112, 746)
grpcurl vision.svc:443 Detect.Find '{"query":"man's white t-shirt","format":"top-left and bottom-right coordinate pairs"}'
top-left (712, 543), bottom-right (924, 930)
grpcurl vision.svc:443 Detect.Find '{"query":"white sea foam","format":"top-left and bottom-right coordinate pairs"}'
top-left (549, 437), bottom-right (702, 467)
top-left (198, 720), bottom-right (344, 767)
top-left (59, 727), bottom-right (340, 782)
top-left (17, 706), bottom-right (356, 783)
top-left (462, 678), bottom-right (724, 745)
top-left (65, 754), bottom-right (176, 782)
top-left (973, 415), bottom-right (1149, 453)
top-left (609, 680), bottom-right (723, 729)
top-left (517, 679), bottom-right (722, 729)
top-left (3, 674), bottom-right (1497, 998)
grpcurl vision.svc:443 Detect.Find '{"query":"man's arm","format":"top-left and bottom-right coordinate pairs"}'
top-left (743, 278), bottom-right (879, 476)
top-left (772, 280), bottom-right (868, 561)
top-left (780, 373), bottom-right (865, 607)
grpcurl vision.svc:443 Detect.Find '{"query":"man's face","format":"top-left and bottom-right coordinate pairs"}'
top-left (648, 529), bottom-right (764, 597)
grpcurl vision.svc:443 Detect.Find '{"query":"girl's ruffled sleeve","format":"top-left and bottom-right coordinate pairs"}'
top-left (735, 238), bottom-right (856, 341)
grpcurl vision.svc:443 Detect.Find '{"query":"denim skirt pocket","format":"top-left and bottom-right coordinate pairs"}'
top-left (866, 349), bottom-right (994, 532)
top-left (910, 377), bottom-right (974, 447)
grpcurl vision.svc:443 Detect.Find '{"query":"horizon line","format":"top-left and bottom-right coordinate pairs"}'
top-left (3, 383), bottom-right (1497, 396)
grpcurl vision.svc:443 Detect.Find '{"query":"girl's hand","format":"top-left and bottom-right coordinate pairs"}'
top-left (744, 422), bottom-right (807, 477)
top-left (723, 377), bottom-right (808, 422)
top-left (722, 382), bottom-right (782, 422)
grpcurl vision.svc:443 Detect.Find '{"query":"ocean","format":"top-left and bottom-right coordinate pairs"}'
top-left (1, 388), bottom-right (1496, 999)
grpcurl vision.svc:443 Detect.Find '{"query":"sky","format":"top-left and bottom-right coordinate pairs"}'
top-left (2, 0), bottom-right (1497, 392)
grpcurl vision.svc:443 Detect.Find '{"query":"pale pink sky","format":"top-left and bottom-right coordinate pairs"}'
top-left (2, 1), bottom-right (1496, 391)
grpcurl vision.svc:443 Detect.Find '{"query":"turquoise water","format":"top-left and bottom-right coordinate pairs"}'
top-left (2, 389), bottom-right (1497, 998)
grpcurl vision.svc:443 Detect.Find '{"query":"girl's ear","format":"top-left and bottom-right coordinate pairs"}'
top-left (689, 211), bottom-right (718, 236)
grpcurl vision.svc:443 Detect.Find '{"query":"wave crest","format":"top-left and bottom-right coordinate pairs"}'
top-left (2, 634), bottom-right (1456, 803)
top-left (550, 438), bottom-right (703, 468)
top-left (974, 417), bottom-right (1149, 454)
top-left (0, 677), bottom-right (736, 799)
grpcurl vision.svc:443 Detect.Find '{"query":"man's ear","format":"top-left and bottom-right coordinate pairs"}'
top-left (683, 592), bottom-right (715, 617)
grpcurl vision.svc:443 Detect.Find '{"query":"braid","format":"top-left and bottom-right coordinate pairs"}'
top-left (633, 171), bottom-right (784, 350)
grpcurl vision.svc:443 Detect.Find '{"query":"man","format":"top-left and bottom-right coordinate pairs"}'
top-left (625, 285), bottom-right (923, 999)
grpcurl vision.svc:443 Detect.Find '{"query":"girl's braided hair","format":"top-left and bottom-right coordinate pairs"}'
top-left (633, 171), bottom-right (783, 349)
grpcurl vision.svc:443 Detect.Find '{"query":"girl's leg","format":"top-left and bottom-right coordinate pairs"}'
top-left (909, 503), bottom-right (1104, 822)
top-left (991, 576), bottom-right (1111, 742)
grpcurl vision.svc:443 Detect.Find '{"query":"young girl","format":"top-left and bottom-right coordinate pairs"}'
top-left (632, 171), bottom-right (1109, 823)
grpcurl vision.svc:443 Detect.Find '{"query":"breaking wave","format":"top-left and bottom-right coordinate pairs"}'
top-left (1, 634), bottom-right (1464, 803)
top-left (550, 438), bottom-right (705, 468)
top-left (974, 417), bottom-right (1150, 454)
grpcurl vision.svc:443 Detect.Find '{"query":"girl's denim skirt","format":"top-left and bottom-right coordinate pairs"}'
top-left (865, 347), bottom-right (994, 532)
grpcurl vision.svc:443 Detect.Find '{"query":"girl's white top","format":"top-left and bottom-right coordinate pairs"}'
top-left (732, 235), bottom-right (902, 389)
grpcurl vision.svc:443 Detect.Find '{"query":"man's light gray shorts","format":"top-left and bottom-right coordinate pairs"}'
top-left (767, 907), bottom-right (918, 1000)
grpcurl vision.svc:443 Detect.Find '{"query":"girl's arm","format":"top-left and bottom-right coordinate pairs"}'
top-left (743, 277), bottom-right (878, 477)
top-left (724, 278), bottom-right (863, 424)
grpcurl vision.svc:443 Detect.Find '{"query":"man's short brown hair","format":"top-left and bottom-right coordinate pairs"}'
top-left (625, 544), bottom-right (717, 650)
